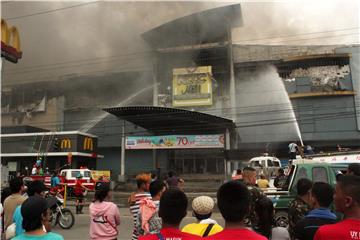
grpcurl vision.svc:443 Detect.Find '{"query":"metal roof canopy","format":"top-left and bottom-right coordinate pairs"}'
top-left (104, 106), bottom-right (235, 135)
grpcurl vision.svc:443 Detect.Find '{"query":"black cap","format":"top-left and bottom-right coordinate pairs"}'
top-left (95, 181), bottom-right (110, 192)
top-left (21, 196), bottom-right (50, 220)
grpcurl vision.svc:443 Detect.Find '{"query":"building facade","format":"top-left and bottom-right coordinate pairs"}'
top-left (2, 5), bottom-right (359, 180)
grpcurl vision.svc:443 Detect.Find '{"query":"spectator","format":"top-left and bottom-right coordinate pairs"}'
top-left (89, 181), bottom-right (120, 240)
top-left (255, 196), bottom-right (290, 239)
top-left (12, 196), bottom-right (63, 240)
top-left (1, 187), bottom-right (11, 233)
top-left (288, 142), bottom-right (298, 160)
top-left (139, 189), bottom-right (200, 240)
top-left (288, 178), bottom-right (313, 239)
top-left (314, 175), bottom-right (360, 240)
top-left (129, 173), bottom-right (152, 240)
top-left (137, 180), bottom-right (166, 236)
top-left (274, 168), bottom-right (287, 189)
top-left (3, 177), bottom-right (26, 230)
top-left (242, 167), bottom-right (263, 230)
top-left (294, 182), bottom-right (337, 240)
top-left (13, 180), bottom-right (47, 236)
top-left (257, 174), bottom-right (270, 189)
top-left (50, 171), bottom-right (60, 188)
top-left (182, 196), bottom-right (223, 237)
top-left (232, 169), bottom-right (243, 180)
top-left (208, 181), bottom-right (266, 240)
top-left (74, 173), bottom-right (90, 214)
top-left (346, 163), bottom-right (360, 176)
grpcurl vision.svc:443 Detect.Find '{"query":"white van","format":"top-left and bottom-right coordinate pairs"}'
top-left (248, 155), bottom-right (282, 178)
top-left (59, 169), bottom-right (95, 190)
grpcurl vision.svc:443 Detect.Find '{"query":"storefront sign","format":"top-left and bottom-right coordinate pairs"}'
top-left (172, 66), bottom-right (213, 107)
top-left (126, 134), bottom-right (224, 149)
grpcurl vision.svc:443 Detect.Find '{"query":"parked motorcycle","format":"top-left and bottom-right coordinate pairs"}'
top-left (46, 193), bottom-right (75, 229)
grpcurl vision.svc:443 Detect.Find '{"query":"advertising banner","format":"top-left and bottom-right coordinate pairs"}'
top-left (126, 134), bottom-right (224, 149)
top-left (172, 66), bottom-right (213, 107)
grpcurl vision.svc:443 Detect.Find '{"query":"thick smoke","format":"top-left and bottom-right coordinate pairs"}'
top-left (2, 1), bottom-right (358, 86)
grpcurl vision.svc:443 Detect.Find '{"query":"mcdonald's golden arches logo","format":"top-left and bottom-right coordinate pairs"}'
top-left (61, 139), bottom-right (71, 149)
top-left (1, 19), bottom-right (22, 63)
top-left (83, 137), bottom-right (93, 151)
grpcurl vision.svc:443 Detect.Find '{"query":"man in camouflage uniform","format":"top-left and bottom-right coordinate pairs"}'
top-left (241, 167), bottom-right (263, 231)
top-left (288, 178), bottom-right (313, 239)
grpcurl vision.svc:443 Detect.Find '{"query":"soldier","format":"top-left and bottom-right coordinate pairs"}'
top-left (288, 178), bottom-right (313, 239)
top-left (242, 167), bottom-right (263, 231)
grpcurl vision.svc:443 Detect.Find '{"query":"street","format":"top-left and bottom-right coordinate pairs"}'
top-left (54, 206), bottom-right (225, 240)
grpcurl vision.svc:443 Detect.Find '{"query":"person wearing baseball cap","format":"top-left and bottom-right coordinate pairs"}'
top-left (182, 196), bottom-right (223, 237)
top-left (12, 196), bottom-right (63, 240)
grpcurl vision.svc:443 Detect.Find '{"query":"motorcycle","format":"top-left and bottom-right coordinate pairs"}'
top-left (46, 193), bottom-right (75, 229)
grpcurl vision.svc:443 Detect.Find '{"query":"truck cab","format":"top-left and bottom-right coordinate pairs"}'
top-left (267, 161), bottom-right (350, 227)
top-left (60, 169), bottom-right (95, 191)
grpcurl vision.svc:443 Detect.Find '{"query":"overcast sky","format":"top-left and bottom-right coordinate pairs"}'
top-left (1, 0), bottom-right (359, 86)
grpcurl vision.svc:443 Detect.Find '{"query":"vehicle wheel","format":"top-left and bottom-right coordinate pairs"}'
top-left (49, 211), bottom-right (57, 227)
top-left (58, 208), bottom-right (75, 229)
top-left (274, 210), bottom-right (289, 228)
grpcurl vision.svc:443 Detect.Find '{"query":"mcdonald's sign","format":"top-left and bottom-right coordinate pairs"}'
top-left (83, 137), bottom-right (94, 151)
top-left (1, 19), bottom-right (22, 63)
top-left (61, 139), bottom-right (71, 149)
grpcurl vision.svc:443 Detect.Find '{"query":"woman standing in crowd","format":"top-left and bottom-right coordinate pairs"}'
top-left (89, 181), bottom-right (120, 240)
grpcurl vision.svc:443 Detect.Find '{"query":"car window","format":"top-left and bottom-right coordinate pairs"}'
top-left (71, 171), bottom-right (80, 178)
top-left (312, 167), bottom-right (328, 183)
top-left (61, 172), bottom-right (66, 177)
top-left (83, 171), bottom-right (91, 178)
top-left (273, 161), bottom-right (280, 167)
top-left (291, 167), bottom-right (308, 193)
top-left (282, 165), bottom-right (295, 190)
top-left (267, 160), bottom-right (273, 167)
top-left (260, 160), bottom-right (266, 167)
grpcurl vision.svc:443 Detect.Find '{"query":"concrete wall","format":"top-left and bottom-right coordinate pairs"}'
top-left (2, 97), bottom-right (65, 131)
top-left (336, 46), bottom-right (360, 131)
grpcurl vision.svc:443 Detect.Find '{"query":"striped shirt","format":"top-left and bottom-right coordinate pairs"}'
top-left (130, 192), bottom-right (151, 240)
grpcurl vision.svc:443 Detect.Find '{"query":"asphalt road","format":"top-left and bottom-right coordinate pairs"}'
top-left (53, 206), bottom-right (225, 240)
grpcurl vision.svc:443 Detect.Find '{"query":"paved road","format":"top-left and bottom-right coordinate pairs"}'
top-left (53, 206), bottom-right (225, 240)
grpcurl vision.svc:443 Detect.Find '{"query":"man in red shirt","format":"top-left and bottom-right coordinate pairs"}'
top-left (139, 188), bottom-right (200, 240)
top-left (314, 175), bottom-right (360, 240)
top-left (208, 181), bottom-right (267, 240)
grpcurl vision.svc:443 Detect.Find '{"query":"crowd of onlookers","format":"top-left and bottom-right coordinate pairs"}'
top-left (1, 163), bottom-right (359, 240)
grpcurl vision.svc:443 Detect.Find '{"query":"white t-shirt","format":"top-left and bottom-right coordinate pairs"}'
top-left (288, 143), bottom-right (298, 153)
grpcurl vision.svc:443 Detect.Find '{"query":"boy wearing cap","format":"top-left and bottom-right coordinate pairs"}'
top-left (13, 196), bottom-right (63, 240)
top-left (182, 196), bottom-right (223, 237)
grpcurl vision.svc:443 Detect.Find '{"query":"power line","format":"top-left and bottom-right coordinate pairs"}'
top-left (2, 28), bottom-right (359, 76)
top-left (235, 27), bottom-right (360, 43)
top-left (4, 1), bottom-right (101, 21)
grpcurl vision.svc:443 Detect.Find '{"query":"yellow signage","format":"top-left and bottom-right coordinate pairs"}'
top-left (60, 139), bottom-right (71, 149)
top-left (91, 170), bottom-right (111, 181)
top-left (83, 137), bottom-right (93, 151)
top-left (172, 66), bottom-right (213, 107)
top-left (1, 19), bottom-right (22, 63)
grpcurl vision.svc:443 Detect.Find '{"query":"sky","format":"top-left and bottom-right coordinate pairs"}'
top-left (1, 0), bottom-right (359, 86)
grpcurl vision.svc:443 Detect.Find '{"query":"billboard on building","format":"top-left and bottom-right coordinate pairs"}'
top-left (126, 134), bottom-right (224, 149)
top-left (172, 66), bottom-right (213, 107)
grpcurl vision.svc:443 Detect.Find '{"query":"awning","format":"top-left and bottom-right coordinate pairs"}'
top-left (104, 106), bottom-right (235, 134)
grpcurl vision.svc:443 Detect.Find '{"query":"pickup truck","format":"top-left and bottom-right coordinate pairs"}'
top-left (266, 161), bottom-right (351, 227)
